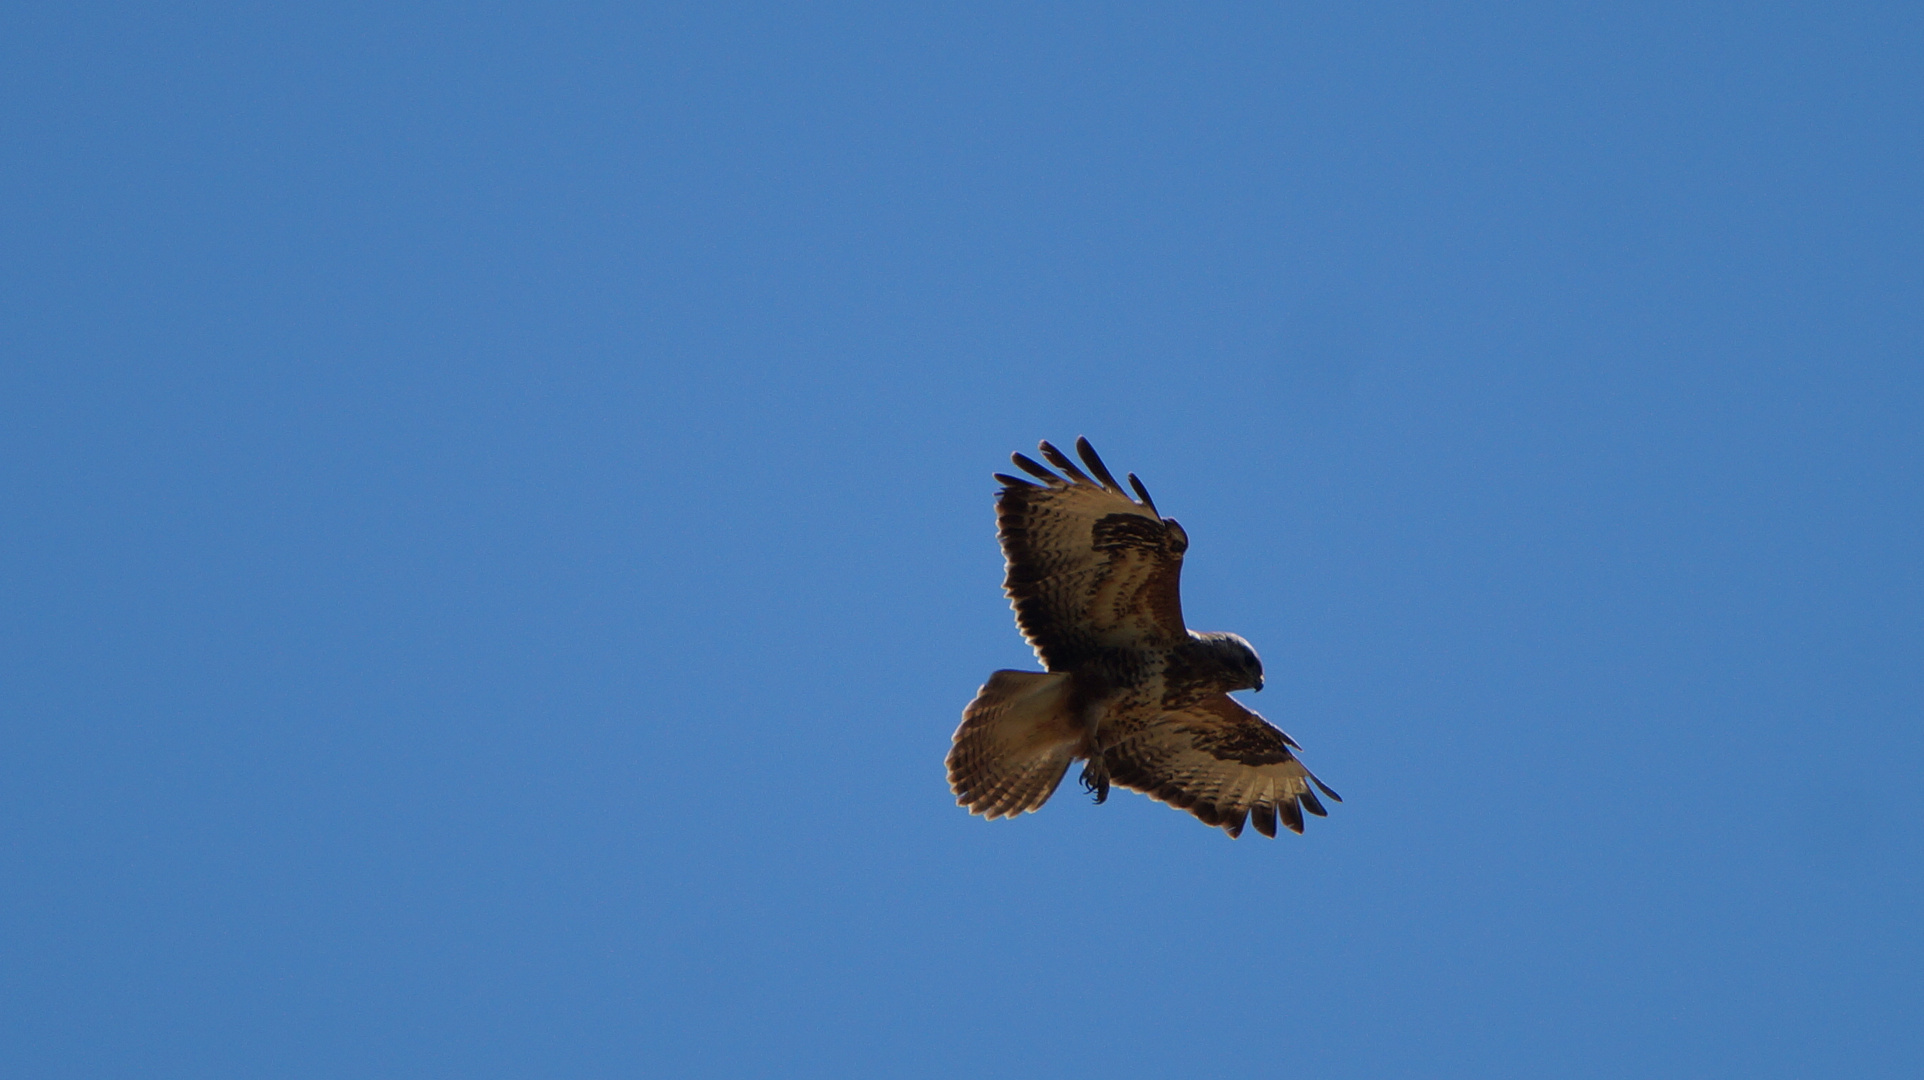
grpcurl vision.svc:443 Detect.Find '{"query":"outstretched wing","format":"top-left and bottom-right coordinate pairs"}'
top-left (1102, 694), bottom-right (1341, 838)
top-left (993, 438), bottom-right (1190, 671)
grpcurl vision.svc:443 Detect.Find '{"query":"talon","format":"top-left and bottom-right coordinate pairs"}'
top-left (1080, 759), bottom-right (1111, 804)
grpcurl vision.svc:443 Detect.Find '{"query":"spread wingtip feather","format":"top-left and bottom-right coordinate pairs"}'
top-left (1074, 437), bottom-right (1128, 494)
top-left (1011, 453), bottom-right (1061, 484)
top-left (1251, 803), bottom-right (1278, 838)
top-left (1127, 473), bottom-right (1160, 517)
top-left (1278, 797), bottom-right (1305, 834)
top-left (1037, 441), bottom-right (1095, 486)
top-left (1299, 788), bottom-right (1329, 817)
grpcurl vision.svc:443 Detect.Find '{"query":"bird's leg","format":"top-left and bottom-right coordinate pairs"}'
top-left (1077, 700), bottom-right (1110, 803)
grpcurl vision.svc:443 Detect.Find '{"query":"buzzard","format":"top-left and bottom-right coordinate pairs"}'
top-left (946, 438), bottom-right (1340, 839)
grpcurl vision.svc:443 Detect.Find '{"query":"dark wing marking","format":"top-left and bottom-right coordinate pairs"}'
top-left (995, 439), bottom-right (1189, 670)
top-left (1101, 694), bottom-right (1339, 838)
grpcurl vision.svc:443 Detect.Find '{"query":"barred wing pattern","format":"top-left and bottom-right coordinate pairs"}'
top-left (1103, 695), bottom-right (1343, 838)
top-left (993, 438), bottom-right (1190, 671)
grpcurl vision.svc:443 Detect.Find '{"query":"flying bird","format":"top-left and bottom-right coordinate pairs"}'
top-left (946, 438), bottom-right (1340, 839)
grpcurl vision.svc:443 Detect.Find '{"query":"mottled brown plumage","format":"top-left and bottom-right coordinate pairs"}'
top-left (946, 438), bottom-right (1340, 839)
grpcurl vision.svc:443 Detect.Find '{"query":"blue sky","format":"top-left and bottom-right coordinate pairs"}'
top-left (4, 3), bottom-right (1920, 1077)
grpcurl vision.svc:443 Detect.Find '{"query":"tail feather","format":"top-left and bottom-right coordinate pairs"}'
top-left (976, 756), bottom-right (1062, 818)
top-left (947, 671), bottom-right (1081, 819)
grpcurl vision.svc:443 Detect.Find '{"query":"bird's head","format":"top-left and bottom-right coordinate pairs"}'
top-left (1194, 631), bottom-right (1264, 692)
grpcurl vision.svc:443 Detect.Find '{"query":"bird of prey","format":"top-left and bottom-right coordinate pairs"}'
top-left (946, 438), bottom-right (1340, 839)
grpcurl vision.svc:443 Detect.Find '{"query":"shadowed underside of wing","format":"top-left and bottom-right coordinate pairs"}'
top-left (993, 438), bottom-right (1189, 671)
top-left (1103, 694), bottom-right (1342, 838)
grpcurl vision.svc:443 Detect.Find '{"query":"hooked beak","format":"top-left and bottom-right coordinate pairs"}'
top-left (1252, 674), bottom-right (1264, 692)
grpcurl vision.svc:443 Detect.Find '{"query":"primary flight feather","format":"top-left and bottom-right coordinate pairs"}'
top-left (946, 438), bottom-right (1340, 839)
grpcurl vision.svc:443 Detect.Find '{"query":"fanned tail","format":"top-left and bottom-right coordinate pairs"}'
top-left (947, 671), bottom-right (1081, 819)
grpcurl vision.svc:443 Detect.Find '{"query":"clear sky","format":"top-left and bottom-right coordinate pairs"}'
top-left (4, 3), bottom-right (1920, 1077)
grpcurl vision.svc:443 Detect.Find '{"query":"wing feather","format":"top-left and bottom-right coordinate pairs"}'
top-left (1075, 436), bottom-right (1128, 495)
top-left (1038, 440), bottom-right (1096, 487)
top-left (1012, 453), bottom-right (1063, 484)
top-left (1276, 793), bottom-right (1305, 834)
top-left (1299, 787), bottom-right (1329, 817)
top-left (1102, 694), bottom-right (1336, 838)
top-left (994, 439), bottom-right (1188, 670)
top-left (1126, 473), bottom-right (1159, 517)
top-left (1250, 802), bottom-right (1279, 838)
